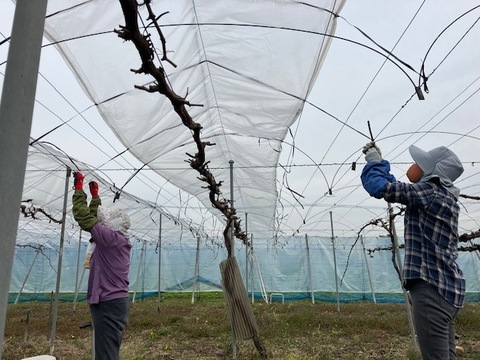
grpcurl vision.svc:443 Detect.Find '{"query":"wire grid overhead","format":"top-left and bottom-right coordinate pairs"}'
top-left (1, 1), bottom-right (480, 244)
top-left (19, 141), bottom-right (218, 247)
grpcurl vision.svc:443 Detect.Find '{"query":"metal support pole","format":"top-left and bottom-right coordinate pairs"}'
top-left (132, 241), bottom-right (146, 303)
top-left (228, 160), bottom-right (237, 358)
top-left (245, 213), bottom-right (248, 292)
top-left (73, 230), bottom-right (83, 313)
top-left (228, 159), bottom-right (235, 358)
top-left (15, 248), bottom-right (41, 304)
top-left (329, 211), bottom-right (340, 312)
top-left (157, 213), bottom-right (162, 312)
top-left (388, 203), bottom-right (419, 351)
top-left (0, 1), bottom-right (47, 357)
top-left (250, 234), bottom-right (255, 304)
top-left (360, 235), bottom-right (376, 303)
top-left (229, 160), bottom-right (235, 254)
top-left (191, 236), bottom-right (200, 304)
top-left (305, 234), bottom-right (315, 304)
top-left (50, 167), bottom-right (72, 355)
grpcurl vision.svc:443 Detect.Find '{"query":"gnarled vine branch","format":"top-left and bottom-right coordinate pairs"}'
top-left (115, 0), bottom-right (249, 256)
top-left (20, 199), bottom-right (62, 224)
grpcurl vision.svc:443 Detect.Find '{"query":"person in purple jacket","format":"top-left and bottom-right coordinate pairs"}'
top-left (72, 171), bottom-right (132, 360)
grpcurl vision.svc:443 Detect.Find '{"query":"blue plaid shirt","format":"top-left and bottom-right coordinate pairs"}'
top-left (383, 181), bottom-right (465, 308)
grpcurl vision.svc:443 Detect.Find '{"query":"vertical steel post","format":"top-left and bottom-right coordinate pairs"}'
top-left (0, 1), bottom-right (47, 356)
top-left (330, 211), bottom-right (340, 312)
top-left (229, 160), bottom-right (235, 254)
top-left (50, 167), bottom-right (72, 355)
top-left (132, 241), bottom-right (146, 303)
top-left (360, 235), bottom-right (377, 303)
top-left (228, 159), bottom-right (236, 358)
top-left (305, 234), bottom-right (315, 304)
top-left (250, 234), bottom-right (255, 304)
top-left (245, 213), bottom-right (248, 292)
top-left (14, 249), bottom-right (41, 304)
top-left (191, 235), bottom-right (200, 304)
top-left (157, 213), bottom-right (162, 312)
top-left (73, 230), bottom-right (83, 313)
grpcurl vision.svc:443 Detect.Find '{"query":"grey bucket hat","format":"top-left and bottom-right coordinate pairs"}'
top-left (408, 145), bottom-right (464, 197)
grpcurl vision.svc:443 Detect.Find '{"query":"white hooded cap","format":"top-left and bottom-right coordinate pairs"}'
top-left (97, 206), bottom-right (131, 236)
top-left (409, 145), bottom-right (464, 198)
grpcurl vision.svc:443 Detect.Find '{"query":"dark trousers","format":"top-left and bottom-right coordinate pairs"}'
top-left (90, 297), bottom-right (129, 360)
top-left (409, 280), bottom-right (459, 360)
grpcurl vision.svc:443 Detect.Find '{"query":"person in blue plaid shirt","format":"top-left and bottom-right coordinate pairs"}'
top-left (361, 142), bottom-right (465, 360)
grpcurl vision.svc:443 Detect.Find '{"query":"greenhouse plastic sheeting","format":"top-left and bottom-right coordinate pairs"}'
top-left (42, 0), bottom-right (346, 239)
top-left (9, 234), bottom-right (480, 303)
top-left (21, 142), bottom-right (217, 243)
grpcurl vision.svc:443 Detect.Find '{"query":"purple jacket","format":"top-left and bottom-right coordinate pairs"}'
top-left (72, 190), bottom-right (132, 304)
top-left (87, 223), bottom-right (132, 304)
top-left (88, 223), bottom-right (132, 304)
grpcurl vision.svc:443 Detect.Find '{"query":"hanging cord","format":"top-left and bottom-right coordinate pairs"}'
top-left (318, 0), bottom-right (427, 170)
top-left (299, 2), bottom-right (424, 99)
top-left (170, 21), bottom-right (421, 97)
top-left (30, 140), bottom-right (122, 195)
top-left (30, 140), bottom-right (81, 172)
top-left (45, 1), bottom-right (93, 19)
top-left (113, 163), bottom-right (147, 202)
top-left (419, 5), bottom-right (480, 95)
top-left (196, 57), bottom-right (373, 141)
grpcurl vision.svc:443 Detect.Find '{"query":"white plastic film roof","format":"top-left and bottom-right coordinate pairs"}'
top-left (39, 0), bottom-right (345, 239)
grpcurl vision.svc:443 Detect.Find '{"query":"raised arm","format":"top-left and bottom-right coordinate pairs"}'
top-left (72, 172), bottom-right (99, 232)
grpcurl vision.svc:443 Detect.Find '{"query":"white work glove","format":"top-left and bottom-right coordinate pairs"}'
top-left (362, 141), bottom-right (382, 163)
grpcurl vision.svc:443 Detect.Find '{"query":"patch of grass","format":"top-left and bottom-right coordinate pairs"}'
top-left (3, 294), bottom-right (479, 359)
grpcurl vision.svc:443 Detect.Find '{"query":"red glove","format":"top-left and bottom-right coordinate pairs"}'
top-left (73, 172), bottom-right (84, 190)
top-left (89, 181), bottom-right (99, 198)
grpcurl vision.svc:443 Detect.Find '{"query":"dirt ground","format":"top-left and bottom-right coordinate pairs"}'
top-left (3, 295), bottom-right (480, 359)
